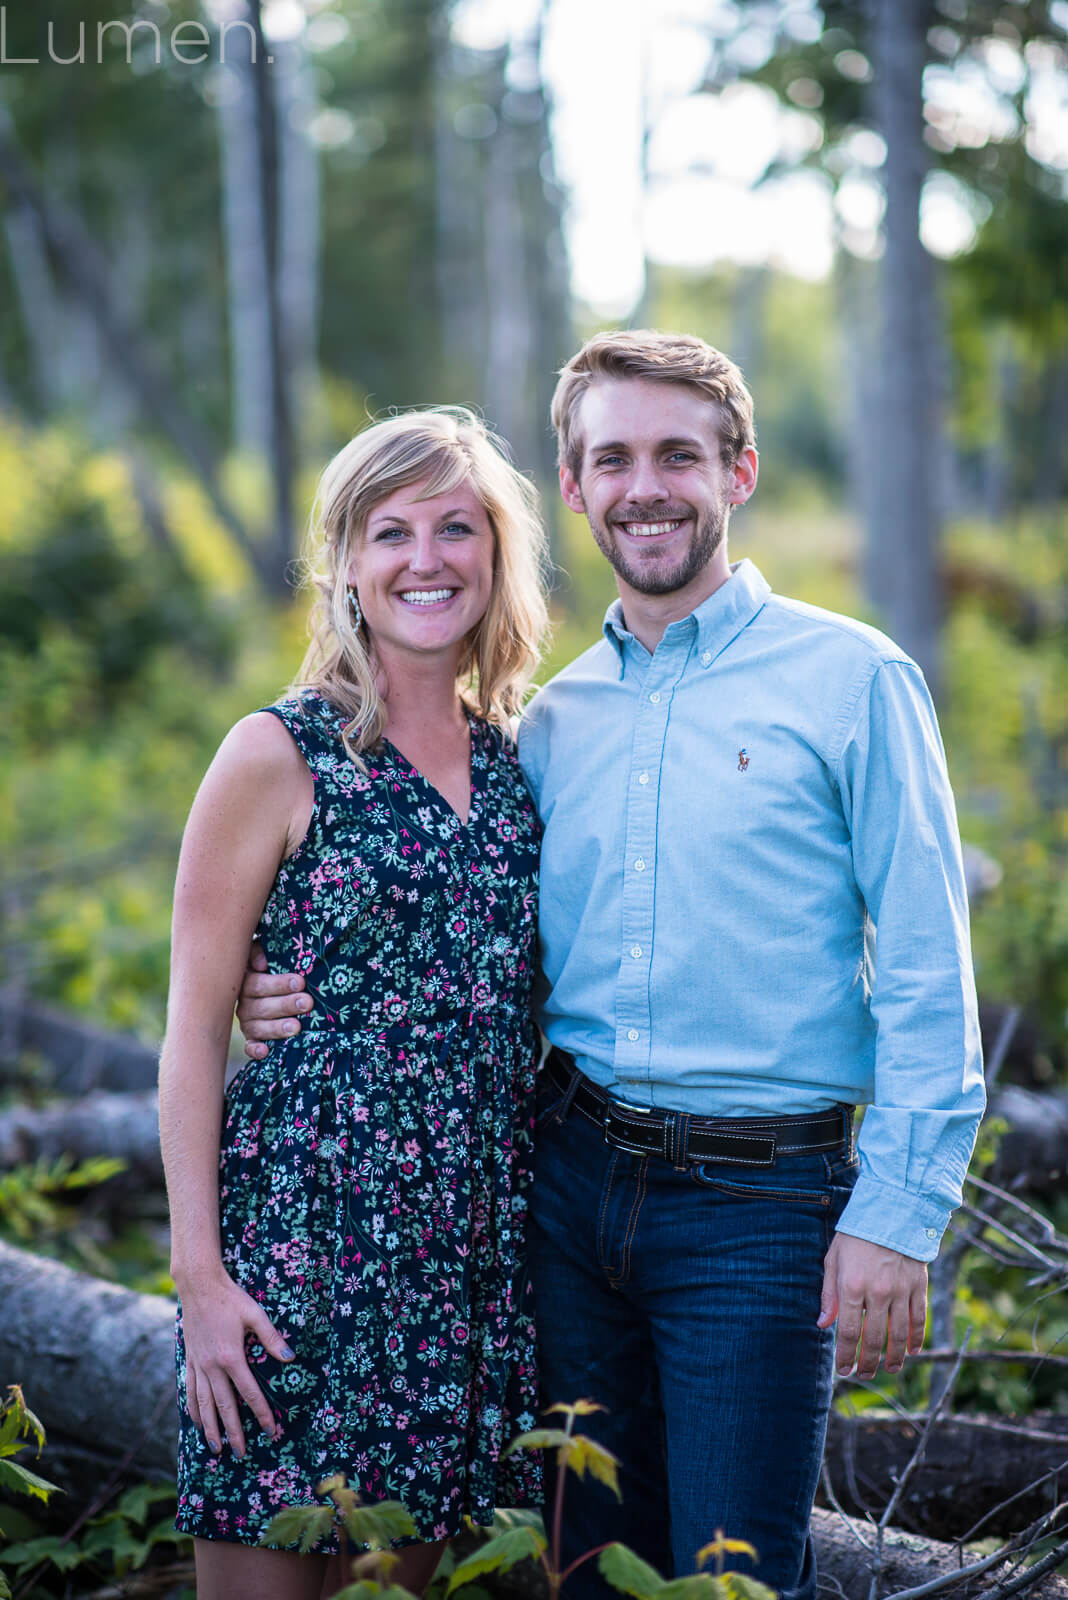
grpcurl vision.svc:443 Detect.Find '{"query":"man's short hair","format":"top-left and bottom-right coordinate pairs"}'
top-left (551, 329), bottom-right (756, 478)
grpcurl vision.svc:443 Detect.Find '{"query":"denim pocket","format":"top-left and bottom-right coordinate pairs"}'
top-left (690, 1150), bottom-right (834, 1207)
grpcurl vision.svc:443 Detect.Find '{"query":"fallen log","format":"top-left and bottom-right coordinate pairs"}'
top-left (0, 1090), bottom-right (163, 1184)
top-left (2, 1239), bottom-right (1066, 1597)
top-left (822, 1408), bottom-right (1068, 1542)
top-left (809, 1506), bottom-right (1068, 1600)
top-left (0, 1237), bottom-right (176, 1495)
top-left (0, 996), bottom-right (159, 1094)
top-left (989, 1087), bottom-right (1068, 1193)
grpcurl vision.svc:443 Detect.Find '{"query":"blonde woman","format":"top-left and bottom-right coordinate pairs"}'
top-left (158, 408), bottom-right (549, 1600)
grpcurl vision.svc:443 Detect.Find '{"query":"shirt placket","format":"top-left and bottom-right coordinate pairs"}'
top-left (613, 628), bottom-right (692, 1099)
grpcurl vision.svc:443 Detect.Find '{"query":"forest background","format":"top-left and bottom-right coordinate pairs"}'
top-left (0, 0), bottom-right (1067, 1594)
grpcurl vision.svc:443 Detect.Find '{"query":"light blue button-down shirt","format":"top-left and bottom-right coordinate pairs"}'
top-left (518, 560), bottom-right (985, 1261)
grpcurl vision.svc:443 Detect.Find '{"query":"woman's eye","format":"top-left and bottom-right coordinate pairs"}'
top-left (374, 527), bottom-right (407, 541)
top-left (442, 522), bottom-right (474, 536)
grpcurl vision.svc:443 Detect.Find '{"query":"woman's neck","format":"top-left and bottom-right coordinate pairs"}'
top-left (375, 648), bottom-right (467, 742)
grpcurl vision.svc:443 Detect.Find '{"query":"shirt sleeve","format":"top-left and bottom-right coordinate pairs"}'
top-left (833, 659), bottom-right (986, 1261)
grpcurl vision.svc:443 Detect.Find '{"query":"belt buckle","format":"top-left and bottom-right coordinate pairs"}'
top-left (602, 1101), bottom-right (655, 1157)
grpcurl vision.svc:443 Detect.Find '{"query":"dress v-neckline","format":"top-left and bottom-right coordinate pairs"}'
top-left (382, 714), bottom-right (478, 829)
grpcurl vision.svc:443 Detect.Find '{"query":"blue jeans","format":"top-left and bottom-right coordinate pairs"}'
top-left (527, 1079), bottom-right (858, 1600)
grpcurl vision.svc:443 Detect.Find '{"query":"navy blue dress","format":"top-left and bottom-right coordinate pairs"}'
top-left (175, 691), bottom-right (542, 1547)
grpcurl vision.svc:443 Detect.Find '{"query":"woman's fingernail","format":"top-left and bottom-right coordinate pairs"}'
top-left (280, 1343), bottom-right (295, 1359)
top-left (210, 1439), bottom-right (221, 1455)
top-left (288, 976), bottom-right (302, 992)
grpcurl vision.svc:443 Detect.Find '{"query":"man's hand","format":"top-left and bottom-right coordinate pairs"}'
top-left (235, 941), bottom-right (311, 1059)
top-left (818, 1233), bottom-right (928, 1378)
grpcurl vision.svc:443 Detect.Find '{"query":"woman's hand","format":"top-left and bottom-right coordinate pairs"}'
top-left (180, 1271), bottom-right (295, 1458)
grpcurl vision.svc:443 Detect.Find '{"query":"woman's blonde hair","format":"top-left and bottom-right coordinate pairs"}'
top-left (292, 407), bottom-right (550, 760)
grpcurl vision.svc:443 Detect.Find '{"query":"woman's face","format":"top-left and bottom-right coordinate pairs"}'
top-left (347, 478), bottom-right (496, 670)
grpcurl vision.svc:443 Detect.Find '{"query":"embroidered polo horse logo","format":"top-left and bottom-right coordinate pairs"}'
top-left (737, 748), bottom-right (750, 772)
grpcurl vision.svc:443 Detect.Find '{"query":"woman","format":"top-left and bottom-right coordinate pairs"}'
top-left (158, 408), bottom-right (550, 1600)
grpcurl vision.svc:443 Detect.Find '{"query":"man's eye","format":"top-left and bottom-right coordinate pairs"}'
top-left (596, 455), bottom-right (624, 467)
top-left (667, 452), bottom-right (695, 463)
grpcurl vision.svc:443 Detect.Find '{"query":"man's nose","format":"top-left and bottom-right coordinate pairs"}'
top-left (623, 458), bottom-right (670, 501)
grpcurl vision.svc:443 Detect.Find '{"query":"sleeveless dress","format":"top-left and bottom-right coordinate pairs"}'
top-left (175, 691), bottom-right (543, 1548)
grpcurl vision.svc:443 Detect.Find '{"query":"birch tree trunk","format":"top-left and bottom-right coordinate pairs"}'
top-left (870, 0), bottom-right (944, 699)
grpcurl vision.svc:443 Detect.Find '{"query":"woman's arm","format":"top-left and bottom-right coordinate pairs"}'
top-left (159, 712), bottom-right (312, 1458)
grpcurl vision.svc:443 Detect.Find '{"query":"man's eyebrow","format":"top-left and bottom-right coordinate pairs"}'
top-left (587, 435), bottom-right (706, 455)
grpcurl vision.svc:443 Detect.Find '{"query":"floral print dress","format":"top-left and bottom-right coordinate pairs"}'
top-left (175, 691), bottom-right (543, 1548)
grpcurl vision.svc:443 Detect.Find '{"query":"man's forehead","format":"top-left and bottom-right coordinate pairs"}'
top-left (577, 376), bottom-right (722, 456)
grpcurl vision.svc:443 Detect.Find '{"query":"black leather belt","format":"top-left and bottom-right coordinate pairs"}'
top-left (545, 1048), bottom-right (853, 1169)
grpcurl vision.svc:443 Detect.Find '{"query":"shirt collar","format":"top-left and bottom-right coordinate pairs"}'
top-left (602, 558), bottom-right (771, 668)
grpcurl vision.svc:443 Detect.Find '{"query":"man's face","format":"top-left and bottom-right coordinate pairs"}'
top-left (559, 376), bottom-right (756, 602)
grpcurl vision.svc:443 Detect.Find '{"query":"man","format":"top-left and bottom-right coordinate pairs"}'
top-left (238, 331), bottom-right (985, 1600)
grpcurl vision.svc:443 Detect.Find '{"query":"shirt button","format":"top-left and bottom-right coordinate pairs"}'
top-left (638, 771), bottom-right (649, 785)
top-left (701, 649), bottom-right (712, 666)
top-left (630, 945), bottom-right (642, 958)
top-left (627, 1029), bottom-right (639, 1042)
top-left (634, 858), bottom-right (646, 872)
top-left (649, 691), bottom-right (661, 704)
top-left (925, 1228), bottom-right (938, 1239)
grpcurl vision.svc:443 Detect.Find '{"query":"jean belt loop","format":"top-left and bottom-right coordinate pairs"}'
top-left (674, 1111), bottom-right (691, 1170)
top-left (557, 1065), bottom-right (583, 1124)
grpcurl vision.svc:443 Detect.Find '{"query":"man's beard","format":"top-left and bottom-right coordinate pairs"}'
top-left (592, 501), bottom-right (728, 596)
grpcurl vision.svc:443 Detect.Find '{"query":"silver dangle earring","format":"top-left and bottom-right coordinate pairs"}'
top-left (348, 589), bottom-right (362, 631)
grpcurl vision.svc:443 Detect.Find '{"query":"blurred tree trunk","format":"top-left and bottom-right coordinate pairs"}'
top-left (835, 244), bottom-right (881, 551)
top-left (215, 21), bottom-right (274, 462)
top-left (869, 0), bottom-right (944, 699)
top-left (275, 34), bottom-right (323, 459)
top-left (246, 0), bottom-right (295, 589)
top-left (483, 66), bottom-right (536, 476)
top-left (0, 110), bottom-right (265, 580)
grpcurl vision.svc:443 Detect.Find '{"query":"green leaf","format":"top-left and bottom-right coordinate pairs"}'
top-left (722, 1576), bottom-right (777, 1600)
top-left (342, 1501), bottom-right (419, 1548)
top-left (0, 1570), bottom-right (11, 1598)
top-left (334, 1585), bottom-right (418, 1600)
top-left (0, 1456), bottom-right (60, 1504)
top-left (564, 1435), bottom-right (621, 1498)
top-left (502, 1427), bottom-right (572, 1456)
top-left (445, 1526), bottom-right (547, 1594)
top-left (598, 1541), bottom-right (666, 1599)
top-left (657, 1578), bottom-right (723, 1600)
top-left (260, 1504), bottom-right (335, 1552)
top-left (0, 1534), bottom-right (84, 1574)
top-left (113, 1480), bottom-right (176, 1527)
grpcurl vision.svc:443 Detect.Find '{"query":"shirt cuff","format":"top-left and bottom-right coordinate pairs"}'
top-left (835, 1173), bottom-right (953, 1262)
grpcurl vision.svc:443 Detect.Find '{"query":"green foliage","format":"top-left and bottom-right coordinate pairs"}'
top-left (264, 1412), bottom-right (776, 1600)
top-left (940, 515), bottom-right (1068, 1049)
top-left (0, 1387), bottom-right (58, 1600)
top-left (0, 1156), bottom-right (126, 1265)
top-left (446, 1526), bottom-right (548, 1594)
top-left (0, 1481), bottom-right (189, 1593)
top-left (260, 1473), bottom-right (419, 1557)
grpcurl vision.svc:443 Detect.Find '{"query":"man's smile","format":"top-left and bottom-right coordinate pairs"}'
top-left (613, 517), bottom-right (688, 540)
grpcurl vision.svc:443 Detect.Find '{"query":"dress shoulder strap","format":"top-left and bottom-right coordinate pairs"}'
top-left (258, 691), bottom-right (345, 767)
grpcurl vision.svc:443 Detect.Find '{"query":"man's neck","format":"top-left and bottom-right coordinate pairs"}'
top-left (616, 550), bottom-right (733, 655)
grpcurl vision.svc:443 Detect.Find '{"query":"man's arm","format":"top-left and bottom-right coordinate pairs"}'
top-left (823, 658), bottom-right (985, 1373)
top-left (235, 944), bottom-right (312, 1058)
